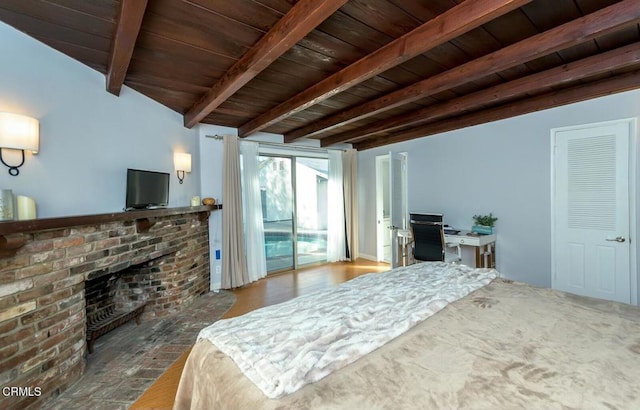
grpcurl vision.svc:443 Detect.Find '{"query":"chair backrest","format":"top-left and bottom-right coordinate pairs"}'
top-left (409, 213), bottom-right (443, 224)
top-left (410, 214), bottom-right (445, 262)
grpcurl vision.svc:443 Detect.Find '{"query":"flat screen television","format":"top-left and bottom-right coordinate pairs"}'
top-left (125, 168), bottom-right (170, 210)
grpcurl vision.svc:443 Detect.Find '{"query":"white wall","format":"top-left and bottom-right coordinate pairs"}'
top-left (0, 22), bottom-right (200, 217)
top-left (358, 89), bottom-right (640, 299)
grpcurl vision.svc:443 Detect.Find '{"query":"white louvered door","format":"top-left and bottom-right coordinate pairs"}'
top-left (552, 120), bottom-right (632, 303)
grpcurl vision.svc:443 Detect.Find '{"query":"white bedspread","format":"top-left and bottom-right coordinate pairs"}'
top-left (197, 262), bottom-right (497, 398)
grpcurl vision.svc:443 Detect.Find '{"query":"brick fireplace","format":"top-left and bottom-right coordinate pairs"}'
top-left (0, 206), bottom-right (217, 409)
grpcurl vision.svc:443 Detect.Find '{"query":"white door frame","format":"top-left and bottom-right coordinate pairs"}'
top-left (375, 155), bottom-right (388, 262)
top-left (389, 151), bottom-right (409, 268)
top-left (550, 118), bottom-right (638, 305)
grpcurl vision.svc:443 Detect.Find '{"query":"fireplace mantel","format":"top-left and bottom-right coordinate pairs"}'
top-left (0, 204), bottom-right (222, 257)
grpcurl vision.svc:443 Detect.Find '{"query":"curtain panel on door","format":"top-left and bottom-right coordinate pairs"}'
top-left (221, 135), bottom-right (251, 289)
top-left (240, 141), bottom-right (267, 283)
top-left (328, 150), bottom-right (346, 262)
top-left (343, 149), bottom-right (358, 260)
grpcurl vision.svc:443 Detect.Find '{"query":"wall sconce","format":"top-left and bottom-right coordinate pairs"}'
top-left (173, 152), bottom-right (191, 184)
top-left (0, 112), bottom-right (40, 176)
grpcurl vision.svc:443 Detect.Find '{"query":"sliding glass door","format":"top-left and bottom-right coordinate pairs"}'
top-left (259, 155), bottom-right (328, 273)
top-left (260, 156), bottom-right (294, 272)
top-left (295, 157), bottom-right (329, 266)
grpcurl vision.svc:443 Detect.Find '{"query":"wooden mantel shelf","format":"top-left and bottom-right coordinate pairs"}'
top-left (0, 205), bottom-right (222, 256)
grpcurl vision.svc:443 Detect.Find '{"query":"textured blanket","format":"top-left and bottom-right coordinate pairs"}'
top-left (197, 262), bottom-right (496, 398)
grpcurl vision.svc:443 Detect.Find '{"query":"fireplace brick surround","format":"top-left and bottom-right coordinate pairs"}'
top-left (0, 206), bottom-right (217, 409)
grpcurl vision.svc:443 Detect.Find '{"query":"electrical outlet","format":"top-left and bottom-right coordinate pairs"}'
top-left (215, 265), bottom-right (221, 274)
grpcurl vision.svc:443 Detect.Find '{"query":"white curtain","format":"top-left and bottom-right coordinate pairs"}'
top-left (343, 149), bottom-right (359, 260)
top-left (221, 135), bottom-right (250, 289)
top-left (240, 141), bottom-right (267, 283)
top-left (327, 150), bottom-right (346, 262)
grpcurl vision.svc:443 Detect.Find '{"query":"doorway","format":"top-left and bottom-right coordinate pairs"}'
top-left (551, 118), bottom-right (637, 304)
top-left (375, 152), bottom-right (408, 265)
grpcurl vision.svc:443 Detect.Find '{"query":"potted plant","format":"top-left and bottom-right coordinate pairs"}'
top-left (472, 213), bottom-right (498, 235)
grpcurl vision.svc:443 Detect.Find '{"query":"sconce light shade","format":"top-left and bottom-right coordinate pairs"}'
top-left (0, 112), bottom-right (40, 176)
top-left (174, 152), bottom-right (192, 172)
top-left (173, 152), bottom-right (191, 184)
top-left (0, 112), bottom-right (39, 153)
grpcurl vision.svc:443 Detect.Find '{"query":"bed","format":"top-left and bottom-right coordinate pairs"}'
top-left (174, 262), bottom-right (640, 409)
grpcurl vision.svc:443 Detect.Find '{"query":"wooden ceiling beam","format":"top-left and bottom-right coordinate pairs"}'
top-left (183, 0), bottom-right (348, 128)
top-left (321, 42), bottom-right (640, 147)
top-left (238, 0), bottom-right (532, 137)
top-left (287, 0), bottom-right (640, 143)
top-left (354, 70), bottom-right (640, 151)
top-left (106, 0), bottom-right (148, 96)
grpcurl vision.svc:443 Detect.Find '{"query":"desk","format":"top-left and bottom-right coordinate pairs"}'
top-left (444, 231), bottom-right (496, 268)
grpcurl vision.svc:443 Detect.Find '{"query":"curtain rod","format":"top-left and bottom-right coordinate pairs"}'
top-left (205, 134), bottom-right (346, 152)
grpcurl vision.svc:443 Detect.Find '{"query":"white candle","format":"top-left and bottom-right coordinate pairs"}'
top-left (17, 195), bottom-right (36, 220)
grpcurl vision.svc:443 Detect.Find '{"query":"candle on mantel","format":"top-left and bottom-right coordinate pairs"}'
top-left (17, 195), bottom-right (36, 220)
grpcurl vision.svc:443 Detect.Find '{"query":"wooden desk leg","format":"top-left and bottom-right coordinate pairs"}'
top-left (490, 243), bottom-right (496, 268)
top-left (475, 247), bottom-right (482, 268)
top-left (483, 245), bottom-right (489, 268)
top-left (474, 243), bottom-right (496, 268)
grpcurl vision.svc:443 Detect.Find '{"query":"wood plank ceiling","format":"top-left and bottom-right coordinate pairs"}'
top-left (1, 0), bottom-right (639, 150)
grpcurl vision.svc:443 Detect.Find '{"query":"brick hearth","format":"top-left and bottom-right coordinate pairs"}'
top-left (0, 206), bottom-right (215, 409)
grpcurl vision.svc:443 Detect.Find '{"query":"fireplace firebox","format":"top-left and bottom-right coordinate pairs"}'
top-left (84, 271), bottom-right (146, 353)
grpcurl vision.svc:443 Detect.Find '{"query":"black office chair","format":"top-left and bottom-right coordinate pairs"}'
top-left (410, 213), bottom-right (460, 263)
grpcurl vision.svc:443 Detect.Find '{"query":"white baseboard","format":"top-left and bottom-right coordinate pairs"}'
top-left (357, 253), bottom-right (379, 262)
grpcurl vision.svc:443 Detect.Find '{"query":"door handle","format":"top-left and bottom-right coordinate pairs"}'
top-left (605, 236), bottom-right (626, 243)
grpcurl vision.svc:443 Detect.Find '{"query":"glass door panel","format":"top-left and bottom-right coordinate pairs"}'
top-left (259, 156), bottom-right (294, 272)
top-left (295, 157), bottom-right (329, 266)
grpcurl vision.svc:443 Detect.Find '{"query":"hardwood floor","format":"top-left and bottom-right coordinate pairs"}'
top-left (130, 258), bottom-right (389, 409)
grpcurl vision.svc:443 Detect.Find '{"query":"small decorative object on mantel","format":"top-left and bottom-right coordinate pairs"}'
top-left (0, 189), bottom-right (14, 221)
top-left (202, 197), bottom-right (216, 206)
top-left (472, 213), bottom-right (498, 235)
